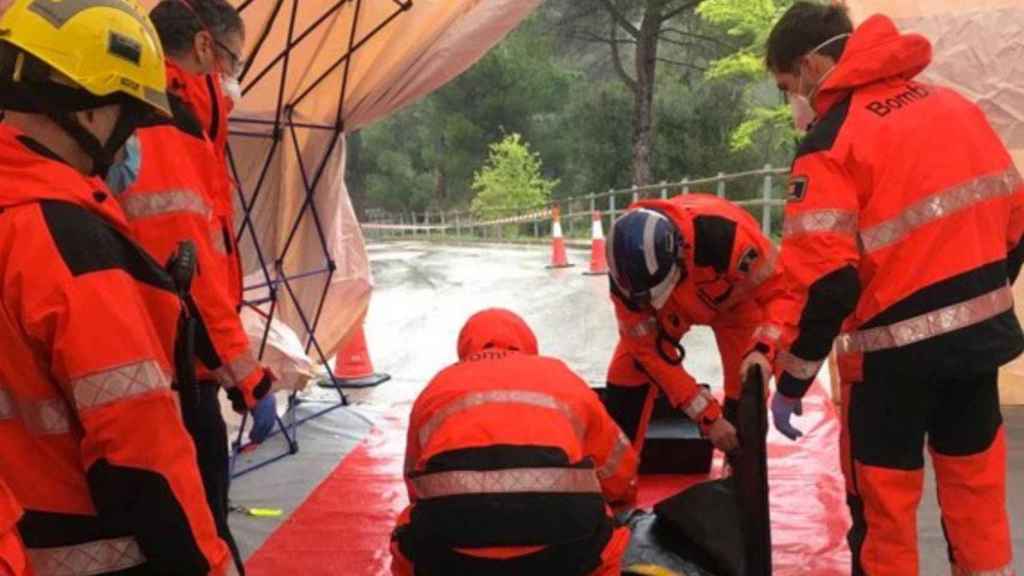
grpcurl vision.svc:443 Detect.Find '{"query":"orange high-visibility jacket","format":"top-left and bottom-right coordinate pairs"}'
top-left (395, 345), bottom-right (637, 573)
top-left (0, 127), bottom-right (230, 574)
top-left (611, 194), bottom-right (782, 411)
top-left (122, 93), bottom-right (269, 407)
top-left (0, 479), bottom-right (28, 576)
top-left (766, 15), bottom-right (1024, 398)
top-left (166, 62), bottom-right (243, 306)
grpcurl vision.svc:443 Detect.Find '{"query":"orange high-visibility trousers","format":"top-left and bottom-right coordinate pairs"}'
top-left (842, 369), bottom-right (1011, 575)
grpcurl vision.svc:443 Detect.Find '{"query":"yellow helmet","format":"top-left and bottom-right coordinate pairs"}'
top-left (0, 0), bottom-right (170, 116)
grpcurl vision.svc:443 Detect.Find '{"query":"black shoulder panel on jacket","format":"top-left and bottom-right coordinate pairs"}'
top-left (794, 95), bottom-right (853, 161)
top-left (40, 200), bottom-right (175, 292)
top-left (692, 215), bottom-right (737, 274)
top-left (168, 93), bottom-right (206, 140)
top-left (205, 75), bottom-right (221, 141)
top-left (137, 93), bottom-right (206, 141)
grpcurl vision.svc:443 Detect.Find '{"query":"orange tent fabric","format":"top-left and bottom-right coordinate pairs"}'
top-left (138, 0), bottom-right (541, 362)
top-left (843, 0), bottom-right (1024, 403)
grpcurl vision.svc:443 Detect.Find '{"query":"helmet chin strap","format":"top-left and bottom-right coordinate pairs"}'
top-left (46, 98), bottom-right (146, 178)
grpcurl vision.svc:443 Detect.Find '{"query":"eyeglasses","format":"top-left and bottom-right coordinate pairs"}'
top-left (213, 37), bottom-right (244, 78)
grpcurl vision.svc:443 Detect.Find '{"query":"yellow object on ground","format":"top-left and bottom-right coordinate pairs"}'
top-left (623, 564), bottom-right (686, 576)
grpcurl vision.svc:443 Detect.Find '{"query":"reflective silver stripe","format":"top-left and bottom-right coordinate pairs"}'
top-left (777, 350), bottom-right (824, 380)
top-left (215, 351), bottom-right (260, 388)
top-left (119, 188), bottom-right (211, 222)
top-left (411, 467), bottom-right (601, 500)
top-left (28, 537), bottom-right (145, 576)
top-left (0, 389), bottom-right (71, 436)
top-left (418, 390), bottom-right (586, 450)
top-left (952, 563), bottom-right (1015, 576)
top-left (752, 324), bottom-right (782, 343)
top-left (71, 361), bottom-right (170, 411)
top-left (782, 209), bottom-right (858, 239)
top-left (683, 391), bottom-right (710, 421)
top-left (596, 430), bottom-right (631, 480)
top-left (861, 168), bottom-right (1022, 253)
top-left (22, 399), bottom-right (71, 436)
top-left (837, 286), bottom-right (1014, 355)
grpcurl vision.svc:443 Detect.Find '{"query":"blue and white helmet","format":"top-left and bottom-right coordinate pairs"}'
top-left (606, 208), bottom-right (685, 310)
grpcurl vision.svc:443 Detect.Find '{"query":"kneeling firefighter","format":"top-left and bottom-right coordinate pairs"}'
top-left (604, 194), bottom-right (783, 455)
top-left (391, 309), bottom-right (639, 576)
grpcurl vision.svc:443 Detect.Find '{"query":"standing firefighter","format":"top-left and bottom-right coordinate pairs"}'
top-left (392, 309), bottom-right (638, 576)
top-left (109, 2), bottom-right (273, 570)
top-left (748, 3), bottom-right (1024, 574)
top-left (604, 194), bottom-right (781, 455)
top-left (0, 0), bottom-right (232, 573)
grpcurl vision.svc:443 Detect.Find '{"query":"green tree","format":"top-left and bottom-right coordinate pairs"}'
top-left (698, 0), bottom-right (796, 155)
top-left (470, 134), bottom-right (557, 221)
top-left (353, 14), bottom-right (572, 213)
top-left (550, 0), bottom-right (732, 187)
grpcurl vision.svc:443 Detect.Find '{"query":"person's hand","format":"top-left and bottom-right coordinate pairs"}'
top-left (226, 366), bottom-right (277, 414)
top-left (707, 417), bottom-right (739, 453)
top-left (771, 392), bottom-right (804, 441)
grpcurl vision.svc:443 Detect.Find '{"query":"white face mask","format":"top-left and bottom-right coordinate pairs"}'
top-left (221, 76), bottom-right (242, 109)
top-left (789, 33), bottom-right (851, 132)
top-left (791, 94), bottom-right (816, 132)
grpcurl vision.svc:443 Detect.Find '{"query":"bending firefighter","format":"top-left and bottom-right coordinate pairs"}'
top-left (392, 309), bottom-right (638, 576)
top-left (749, 3), bottom-right (1023, 574)
top-left (604, 194), bottom-right (781, 455)
top-left (0, 0), bottom-right (232, 574)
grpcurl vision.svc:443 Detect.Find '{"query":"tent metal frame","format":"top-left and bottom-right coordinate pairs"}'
top-left (228, 0), bottom-right (412, 479)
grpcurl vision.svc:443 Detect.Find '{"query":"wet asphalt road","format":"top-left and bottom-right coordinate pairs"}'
top-left (361, 240), bottom-right (728, 403)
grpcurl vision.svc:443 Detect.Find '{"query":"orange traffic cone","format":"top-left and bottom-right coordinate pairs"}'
top-left (547, 205), bottom-right (573, 269)
top-left (584, 211), bottom-right (608, 275)
top-left (319, 324), bottom-right (391, 389)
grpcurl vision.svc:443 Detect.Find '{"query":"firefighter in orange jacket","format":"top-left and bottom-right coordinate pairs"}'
top-left (391, 309), bottom-right (639, 576)
top-left (0, 1), bottom-right (231, 574)
top-left (150, 0), bottom-right (245, 305)
top-left (747, 4), bottom-right (1024, 574)
top-left (604, 194), bottom-right (782, 455)
top-left (109, 3), bottom-right (268, 570)
top-left (0, 480), bottom-right (28, 576)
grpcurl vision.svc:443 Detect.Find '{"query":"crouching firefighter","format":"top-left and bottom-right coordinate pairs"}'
top-left (391, 309), bottom-right (639, 576)
top-left (604, 194), bottom-right (783, 456)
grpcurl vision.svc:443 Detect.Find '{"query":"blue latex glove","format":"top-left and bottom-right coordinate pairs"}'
top-left (771, 392), bottom-right (804, 441)
top-left (249, 393), bottom-right (277, 444)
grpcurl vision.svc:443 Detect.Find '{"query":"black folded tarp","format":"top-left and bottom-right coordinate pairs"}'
top-left (650, 367), bottom-right (772, 576)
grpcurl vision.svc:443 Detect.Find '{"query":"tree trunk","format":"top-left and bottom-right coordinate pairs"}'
top-left (631, 4), bottom-right (662, 188)
top-left (434, 135), bottom-right (448, 203)
top-left (346, 130), bottom-right (367, 219)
